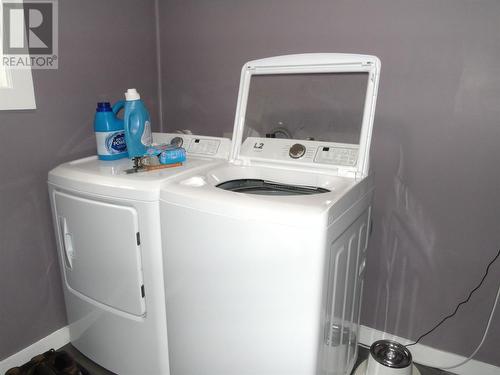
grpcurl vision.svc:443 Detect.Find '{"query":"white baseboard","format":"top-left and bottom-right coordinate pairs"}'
top-left (359, 325), bottom-right (500, 375)
top-left (0, 326), bottom-right (70, 374)
top-left (2, 324), bottom-right (498, 375)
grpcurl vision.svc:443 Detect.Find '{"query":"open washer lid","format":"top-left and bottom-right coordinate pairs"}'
top-left (230, 53), bottom-right (380, 178)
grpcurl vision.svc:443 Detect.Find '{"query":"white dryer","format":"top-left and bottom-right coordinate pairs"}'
top-left (48, 133), bottom-right (230, 375)
top-left (160, 54), bottom-right (381, 375)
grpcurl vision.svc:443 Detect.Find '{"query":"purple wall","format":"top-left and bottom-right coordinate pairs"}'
top-left (0, 0), bottom-right (159, 360)
top-left (158, 0), bottom-right (500, 366)
top-left (2, 0), bottom-right (499, 367)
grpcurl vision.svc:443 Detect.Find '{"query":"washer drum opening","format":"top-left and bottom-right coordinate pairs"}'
top-left (216, 179), bottom-right (330, 196)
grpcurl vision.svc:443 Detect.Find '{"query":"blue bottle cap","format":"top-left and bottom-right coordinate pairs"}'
top-left (96, 102), bottom-right (112, 112)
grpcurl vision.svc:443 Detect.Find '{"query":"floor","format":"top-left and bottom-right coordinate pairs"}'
top-left (354, 346), bottom-right (456, 375)
top-left (61, 343), bottom-right (456, 375)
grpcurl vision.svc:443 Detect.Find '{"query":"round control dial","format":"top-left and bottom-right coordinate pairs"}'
top-left (170, 136), bottom-right (184, 147)
top-left (289, 143), bottom-right (306, 159)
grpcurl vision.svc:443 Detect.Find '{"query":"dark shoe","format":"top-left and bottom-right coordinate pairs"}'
top-left (5, 350), bottom-right (56, 375)
top-left (29, 350), bottom-right (56, 366)
top-left (4, 350), bottom-right (89, 375)
top-left (52, 352), bottom-right (78, 375)
top-left (46, 351), bottom-right (89, 375)
top-left (5, 367), bottom-right (22, 375)
top-left (28, 362), bottom-right (57, 375)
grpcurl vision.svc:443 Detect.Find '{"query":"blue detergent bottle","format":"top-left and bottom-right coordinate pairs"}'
top-left (94, 102), bottom-right (128, 160)
top-left (123, 88), bottom-right (153, 158)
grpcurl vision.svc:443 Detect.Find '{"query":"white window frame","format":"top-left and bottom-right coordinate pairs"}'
top-left (0, 0), bottom-right (36, 110)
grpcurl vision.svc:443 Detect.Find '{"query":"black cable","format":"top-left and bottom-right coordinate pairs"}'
top-left (405, 248), bottom-right (500, 347)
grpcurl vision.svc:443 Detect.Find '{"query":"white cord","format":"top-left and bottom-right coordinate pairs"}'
top-left (417, 281), bottom-right (500, 370)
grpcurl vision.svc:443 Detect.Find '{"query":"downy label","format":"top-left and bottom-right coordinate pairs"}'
top-left (96, 131), bottom-right (127, 155)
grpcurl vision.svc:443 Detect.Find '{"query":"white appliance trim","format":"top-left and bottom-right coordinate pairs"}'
top-left (229, 53), bottom-right (380, 178)
top-left (0, 326), bottom-right (70, 373)
top-left (359, 325), bottom-right (500, 375)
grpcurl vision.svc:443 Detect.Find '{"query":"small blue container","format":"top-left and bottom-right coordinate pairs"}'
top-left (94, 102), bottom-right (128, 160)
top-left (159, 147), bottom-right (186, 164)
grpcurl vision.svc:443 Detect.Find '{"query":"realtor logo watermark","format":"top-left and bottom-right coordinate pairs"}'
top-left (1, 0), bottom-right (58, 69)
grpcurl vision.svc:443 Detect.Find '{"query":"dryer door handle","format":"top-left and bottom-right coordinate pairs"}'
top-left (59, 217), bottom-right (74, 269)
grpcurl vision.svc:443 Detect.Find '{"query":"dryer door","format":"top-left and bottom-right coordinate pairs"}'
top-left (53, 190), bottom-right (145, 316)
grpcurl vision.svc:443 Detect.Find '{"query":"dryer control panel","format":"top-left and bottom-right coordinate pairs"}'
top-left (153, 133), bottom-right (231, 159)
top-left (240, 137), bottom-right (359, 167)
top-left (187, 138), bottom-right (221, 155)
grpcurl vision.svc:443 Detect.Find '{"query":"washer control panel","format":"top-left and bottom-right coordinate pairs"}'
top-left (240, 137), bottom-right (359, 167)
top-left (314, 146), bottom-right (357, 166)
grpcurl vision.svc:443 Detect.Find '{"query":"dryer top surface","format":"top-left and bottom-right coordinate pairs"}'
top-left (48, 133), bottom-right (230, 201)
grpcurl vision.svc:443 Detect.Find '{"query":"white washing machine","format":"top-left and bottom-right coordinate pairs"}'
top-left (160, 54), bottom-right (381, 375)
top-left (48, 133), bottom-right (230, 375)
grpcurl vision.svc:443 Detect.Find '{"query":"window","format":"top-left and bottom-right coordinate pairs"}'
top-left (0, 0), bottom-right (36, 110)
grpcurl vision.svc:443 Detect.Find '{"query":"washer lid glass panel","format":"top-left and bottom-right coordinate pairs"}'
top-left (242, 72), bottom-right (369, 145)
top-left (234, 61), bottom-right (380, 178)
top-left (222, 71), bottom-right (371, 196)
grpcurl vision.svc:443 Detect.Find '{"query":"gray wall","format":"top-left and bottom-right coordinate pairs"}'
top-left (2, 0), bottom-right (499, 367)
top-left (0, 0), bottom-right (159, 360)
top-left (159, 0), bottom-right (500, 366)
